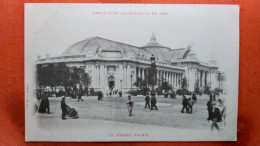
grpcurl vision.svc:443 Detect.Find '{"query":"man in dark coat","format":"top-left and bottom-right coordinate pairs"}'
top-left (61, 96), bottom-right (67, 120)
top-left (192, 93), bottom-right (197, 103)
top-left (77, 87), bottom-right (84, 102)
top-left (43, 96), bottom-right (50, 114)
top-left (181, 95), bottom-right (189, 113)
top-left (119, 91), bottom-right (122, 97)
top-left (150, 93), bottom-right (158, 110)
top-left (209, 101), bottom-right (221, 131)
top-left (144, 93), bottom-right (150, 108)
top-left (207, 97), bottom-right (213, 120)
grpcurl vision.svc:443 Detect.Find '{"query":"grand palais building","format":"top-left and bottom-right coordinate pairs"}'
top-left (36, 34), bottom-right (219, 92)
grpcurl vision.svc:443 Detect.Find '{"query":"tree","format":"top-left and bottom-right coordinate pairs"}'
top-left (181, 76), bottom-right (188, 89)
top-left (194, 79), bottom-right (200, 94)
top-left (133, 77), bottom-right (147, 90)
top-left (133, 77), bottom-right (150, 95)
top-left (81, 73), bottom-right (91, 95)
top-left (160, 81), bottom-right (172, 93)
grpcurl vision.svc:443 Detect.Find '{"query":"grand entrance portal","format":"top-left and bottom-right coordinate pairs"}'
top-left (108, 76), bottom-right (115, 91)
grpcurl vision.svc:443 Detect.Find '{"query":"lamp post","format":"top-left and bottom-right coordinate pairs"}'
top-left (217, 72), bottom-right (221, 90)
top-left (150, 54), bottom-right (156, 92)
top-left (120, 79), bottom-right (122, 92)
top-left (130, 70), bottom-right (134, 90)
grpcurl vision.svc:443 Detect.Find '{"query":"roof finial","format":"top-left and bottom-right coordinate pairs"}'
top-left (151, 32), bottom-right (156, 43)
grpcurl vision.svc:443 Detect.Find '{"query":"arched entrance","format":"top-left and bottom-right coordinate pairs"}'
top-left (108, 76), bottom-right (115, 91)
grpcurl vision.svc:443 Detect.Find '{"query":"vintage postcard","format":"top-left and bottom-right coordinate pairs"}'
top-left (25, 4), bottom-right (239, 141)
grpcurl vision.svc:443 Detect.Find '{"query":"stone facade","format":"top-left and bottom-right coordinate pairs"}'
top-left (36, 34), bottom-right (219, 92)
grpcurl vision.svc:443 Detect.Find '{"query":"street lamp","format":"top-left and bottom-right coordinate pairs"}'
top-left (217, 72), bottom-right (221, 89)
top-left (120, 79), bottom-right (122, 92)
top-left (130, 70), bottom-right (134, 90)
top-left (150, 54), bottom-right (156, 92)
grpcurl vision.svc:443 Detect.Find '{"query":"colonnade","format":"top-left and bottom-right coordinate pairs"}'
top-left (136, 67), bottom-right (183, 89)
top-left (186, 67), bottom-right (218, 91)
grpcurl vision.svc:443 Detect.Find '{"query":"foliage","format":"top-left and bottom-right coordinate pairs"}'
top-left (181, 76), bottom-right (188, 89)
top-left (36, 63), bottom-right (91, 98)
top-left (89, 88), bottom-right (96, 96)
top-left (169, 92), bottom-right (176, 99)
top-left (214, 88), bottom-right (223, 95)
top-left (81, 72), bottom-right (91, 89)
top-left (127, 90), bottom-right (139, 96)
top-left (133, 77), bottom-right (147, 90)
top-left (160, 81), bottom-right (172, 93)
top-left (203, 83), bottom-right (211, 94)
top-left (194, 79), bottom-right (202, 95)
top-left (176, 88), bottom-right (192, 96)
top-left (141, 88), bottom-right (150, 96)
top-left (164, 93), bottom-right (169, 98)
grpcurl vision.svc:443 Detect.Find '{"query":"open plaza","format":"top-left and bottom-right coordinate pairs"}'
top-left (36, 94), bottom-right (226, 131)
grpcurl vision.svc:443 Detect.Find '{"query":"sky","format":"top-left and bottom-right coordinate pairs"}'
top-left (25, 4), bottom-right (239, 73)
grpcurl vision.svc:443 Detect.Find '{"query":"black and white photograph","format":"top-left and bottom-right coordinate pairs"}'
top-left (25, 4), bottom-right (239, 141)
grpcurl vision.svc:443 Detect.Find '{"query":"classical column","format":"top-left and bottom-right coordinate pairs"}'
top-left (173, 72), bottom-right (175, 86)
top-left (162, 71), bottom-right (165, 81)
top-left (172, 73), bottom-right (175, 88)
top-left (100, 64), bottom-right (105, 89)
top-left (202, 70), bottom-right (205, 87)
top-left (133, 66), bottom-right (137, 88)
top-left (98, 66), bottom-right (100, 87)
top-left (122, 65), bottom-right (126, 87)
top-left (127, 64), bottom-right (131, 88)
top-left (125, 66), bottom-right (128, 87)
top-left (141, 68), bottom-right (144, 80)
top-left (209, 71), bottom-right (212, 87)
top-left (166, 71), bottom-right (168, 82)
top-left (136, 67), bottom-right (139, 79)
top-left (156, 70), bottom-right (160, 84)
top-left (104, 65), bottom-right (107, 89)
top-left (91, 64), bottom-right (96, 88)
top-left (178, 73), bottom-right (180, 88)
top-left (175, 73), bottom-right (178, 87)
top-left (119, 64), bottom-right (123, 89)
top-left (205, 71), bottom-right (208, 87)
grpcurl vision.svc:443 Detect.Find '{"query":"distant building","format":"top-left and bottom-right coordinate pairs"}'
top-left (36, 34), bottom-right (219, 92)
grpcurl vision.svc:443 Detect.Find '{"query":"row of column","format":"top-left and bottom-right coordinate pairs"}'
top-left (187, 68), bottom-right (218, 90)
top-left (136, 67), bottom-right (183, 89)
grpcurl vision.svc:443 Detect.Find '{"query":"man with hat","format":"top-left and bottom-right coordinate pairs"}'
top-left (61, 96), bottom-right (67, 120)
top-left (150, 92), bottom-right (158, 110)
top-left (127, 95), bottom-right (134, 116)
top-left (208, 101), bottom-right (221, 131)
top-left (144, 93), bottom-right (150, 109)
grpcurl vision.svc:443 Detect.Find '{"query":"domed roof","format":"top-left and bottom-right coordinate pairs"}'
top-left (62, 37), bottom-right (153, 60)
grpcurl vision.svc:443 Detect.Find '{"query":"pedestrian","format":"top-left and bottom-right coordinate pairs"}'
top-left (207, 96), bottom-right (213, 120)
top-left (61, 96), bottom-right (67, 120)
top-left (150, 92), bottom-right (158, 110)
top-left (43, 96), bottom-right (50, 114)
top-left (97, 91), bottom-right (103, 100)
top-left (208, 101), bottom-right (221, 131)
top-left (181, 95), bottom-right (189, 113)
top-left (192, 93), bottom-right (197, 103)
top-left (77, 92), bottom-right (83, 102)
top-left (127, 95), bottom-right (134, 116)
top-left (144, 93), bottom-right (150, 108)
top-left (119, 91), bottom-right (122, 97)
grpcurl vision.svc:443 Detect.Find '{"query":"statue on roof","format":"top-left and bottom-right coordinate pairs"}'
top-left (146, 33), bottom-right (160, 46)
